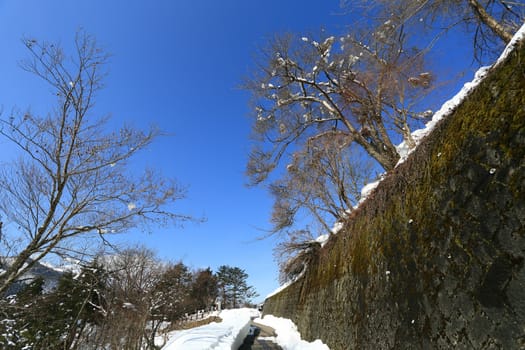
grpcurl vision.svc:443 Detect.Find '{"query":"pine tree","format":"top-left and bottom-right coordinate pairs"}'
top-left (154, 262), bottom-right (193, 322)
top-left (190, 268), bottom-right (218, 311)
top-left (216, 266), bottom-right (258, 309)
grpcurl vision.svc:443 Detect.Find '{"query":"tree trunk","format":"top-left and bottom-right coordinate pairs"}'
top-left (468, 0), bottom-right (514, 43)
top-left (356, 134), bottom-right (400, 171)
top-left (0, 247), bottom-right (37, 295)
top-left (343, 120), bottom-right (400, 171)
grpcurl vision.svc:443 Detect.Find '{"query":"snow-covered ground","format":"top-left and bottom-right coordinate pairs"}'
top-left (160, 308), bottom-right (255, 350)
top-left (255, 314), bottom-right (330, 350)
top-left (160, 308), bottom-right (330, 350)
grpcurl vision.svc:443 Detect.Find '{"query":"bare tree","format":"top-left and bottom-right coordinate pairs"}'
top-left (0, 32), bottom-right (190, 295)
top-left (270, 139), bottom-right (374, 234)
top-left (273, 229), bottom-right (321, 284)
top-left (246, 23), bottom-right (433, 186)
top-left (90, 247), bottom-right (163, 349)
top-left (245, 22), bottom-right (434, 256)
top-left (346, 0), bottom-right (525, 61)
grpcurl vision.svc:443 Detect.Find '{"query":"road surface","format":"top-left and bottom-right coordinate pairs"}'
top-left (238, 321), bottom-right (282, 350)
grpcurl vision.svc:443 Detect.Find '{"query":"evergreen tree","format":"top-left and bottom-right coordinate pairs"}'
top-left (0, 277), bottom-right (44, 349)
top-left (216, 266), bottom-right (258, 309)
top-left (191, 268), bottom-right (218, 311)
top-left (0, 262), bottom-right (108, 350)
top-left (154, 262), bottom-right (193, 322)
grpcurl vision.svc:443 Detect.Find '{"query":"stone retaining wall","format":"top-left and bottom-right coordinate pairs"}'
top-left (263, 40), bottom-right (525, 349)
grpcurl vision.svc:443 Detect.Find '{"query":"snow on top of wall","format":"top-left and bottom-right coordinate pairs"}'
top-left (396, 22), bottom-right (525, 166)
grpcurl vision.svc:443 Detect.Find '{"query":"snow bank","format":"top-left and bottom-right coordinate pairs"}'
top-left (255, 314), bottom-right (330, 350)
top-left (161, 308), bottom-right (257, 350)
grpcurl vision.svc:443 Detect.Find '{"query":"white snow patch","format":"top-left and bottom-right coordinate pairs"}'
top-left (314, 220), bottom-right (344, 247)
top-left (122, 302), bottom-right (136, 310)
top-left (255, 315), bottom-right (330, 350)
top-left (39, 259), bottom-right (82, 277)
top-left (315, 234), bottom-right (330, 247)
top-left (331, 221), bottom-right (344, 234)
top-left (360, 180), bottom-right (380, 201)
top-left (495, 23), bottom-right (525, 67)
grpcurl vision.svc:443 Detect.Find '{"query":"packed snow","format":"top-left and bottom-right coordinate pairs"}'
top-left (160, 308), bottom-right (330, 350)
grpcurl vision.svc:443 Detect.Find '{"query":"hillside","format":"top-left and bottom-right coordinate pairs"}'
top-left (262, 29), bottom-right (525, 349)
top-left (1, 258), bottom-right (67, 296)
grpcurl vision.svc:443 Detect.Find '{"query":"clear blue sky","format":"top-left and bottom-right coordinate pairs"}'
top-left (0, 1), bottom-right (476, 300)
top-left (0, 0), bottom-right (357, 300)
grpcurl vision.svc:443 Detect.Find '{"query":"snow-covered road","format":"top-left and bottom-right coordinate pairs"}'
top-left (160, 308), bottom-right (330, 350)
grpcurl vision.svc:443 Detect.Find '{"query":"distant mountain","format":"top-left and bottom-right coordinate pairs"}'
top-left (1, 258), bottom-right (73, 296)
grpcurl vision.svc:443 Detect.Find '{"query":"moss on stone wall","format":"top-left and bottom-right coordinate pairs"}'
top-left (263, 40), bottom-right (525, 349)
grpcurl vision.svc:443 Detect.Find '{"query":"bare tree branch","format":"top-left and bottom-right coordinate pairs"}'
top-left (0, 31), bottom-right (193, 295)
